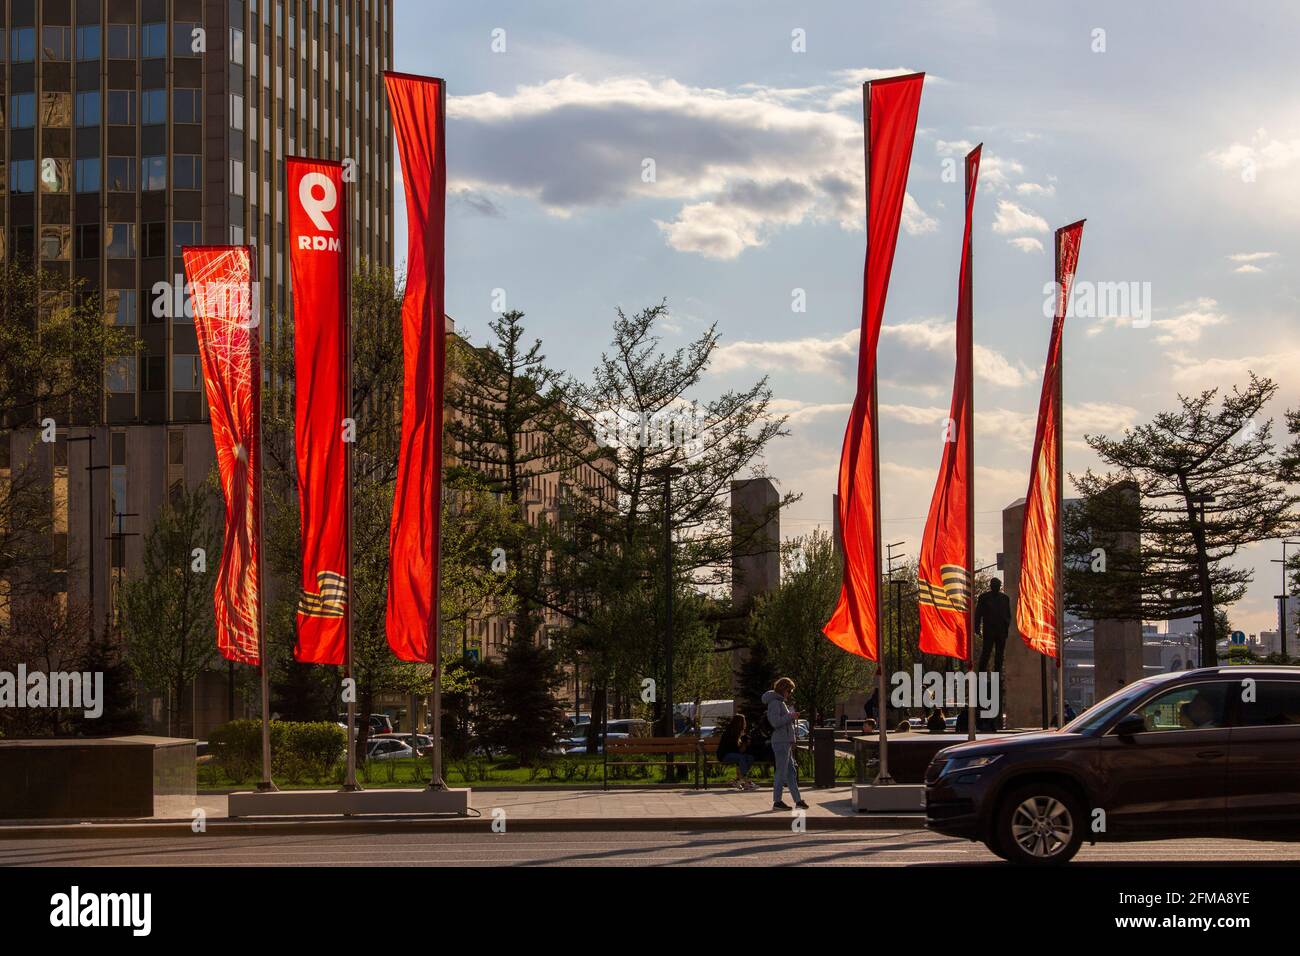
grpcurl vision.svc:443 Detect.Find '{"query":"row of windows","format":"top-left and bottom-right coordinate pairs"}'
top-left (13, 221), bottom-right (201, 261)
top-left (106, 355), bottom-right (202, 395)
top-left (6, 156), bottom-right (202, 194)
top-left (6, 89), bottom-right (201, 129)
top-left (3, 23), bottom-right (202, 64)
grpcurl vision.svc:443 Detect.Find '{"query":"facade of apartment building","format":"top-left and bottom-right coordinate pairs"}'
top-left (1, 0), bottom-right (393, 736)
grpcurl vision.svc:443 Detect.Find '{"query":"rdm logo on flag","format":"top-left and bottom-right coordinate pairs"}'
top-left (287, 157), bottom-right (351, 665)
top-left (295, 171), bottom-right (344, 252)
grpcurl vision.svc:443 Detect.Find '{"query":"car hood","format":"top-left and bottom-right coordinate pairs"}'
top-left (932, 730), bottom-right (1087, 761)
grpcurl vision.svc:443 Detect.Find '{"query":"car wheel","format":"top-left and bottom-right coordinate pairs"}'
top-left (993, 783), bottom-right (1084, 865)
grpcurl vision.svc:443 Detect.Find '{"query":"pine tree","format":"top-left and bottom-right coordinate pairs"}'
top-left (474, 635), bottom-right (568, 765)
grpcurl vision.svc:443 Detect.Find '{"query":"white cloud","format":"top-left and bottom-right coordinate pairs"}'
top-left (1007, 237), bottom-right (1044, 254)
top-left (1016, 181), bottom-right (1055, 198)
top-left (992, 199), bottom-right (1049, 235)
top-left (882, 319), bottom-right (1037, 388)
top-left (711, 328), bottom-right (859, 378)
top-left (448, 73), bottom-right (939, 259)
top-left (1209, 129), bottom-right (1300, 174)
top-left (1228, 251), bottom-right (1277, 263)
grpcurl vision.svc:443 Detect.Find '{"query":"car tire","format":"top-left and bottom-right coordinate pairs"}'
top-left (992, 782), bottom-right (1084, 865)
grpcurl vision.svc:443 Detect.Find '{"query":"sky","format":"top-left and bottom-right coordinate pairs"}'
top-left (390, 0), bottom-right (1300, 637)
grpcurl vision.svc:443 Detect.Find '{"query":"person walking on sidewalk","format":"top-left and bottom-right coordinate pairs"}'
top-left (762, 678), bottom-right (808, 811)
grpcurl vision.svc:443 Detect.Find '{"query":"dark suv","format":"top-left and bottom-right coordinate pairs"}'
top-left (925, 666), bottom-right (1300, 864)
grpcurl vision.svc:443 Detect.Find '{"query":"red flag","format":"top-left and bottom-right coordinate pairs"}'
top-left (918, 145), bottom-right (981, 659)
top-left (1017, 220), bottom-right (1085, 658)
top-left (287, 158), bottom-right (351, 664)
top-left (383, 72), bottom-right (447, 664)
top-left (823, 73), bottom-right (924, 661)
top-left (182, 245), bottom-right (262, 665)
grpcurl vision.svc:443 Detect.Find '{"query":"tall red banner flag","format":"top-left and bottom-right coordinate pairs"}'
top-left (383, 72), bottom-right (447, 664)
top-left (1016, 220), bottom-right (1085, 658)
top-left (182, 245), bottom-right (262, 665)
top-left (918, 145), bottom-right (981, 659)
top-left (287, 158), bottom-right (350, 665)
top-left (823, 74), bottom-right (925, 661)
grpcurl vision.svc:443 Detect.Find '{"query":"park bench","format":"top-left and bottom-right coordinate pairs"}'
top-left (602, 736), bottom-right (702, 789)
top-left (699, 739), bottom-right (811, 790)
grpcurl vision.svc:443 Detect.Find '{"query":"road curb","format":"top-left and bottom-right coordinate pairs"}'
top-left (0, 814), bottom-right (926, 839)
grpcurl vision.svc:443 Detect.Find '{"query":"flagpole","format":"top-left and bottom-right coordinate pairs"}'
top-left (964, 151), bottom-right (977, 742)
top-left (860, 81), bottom-right (892, 785)
top-left (252, 245), bottom-right (276, 792)
top-left (342, 176), bottom-right (360, 791)
top-left (1052, 225), bottom-right (1067, 730)
top-left (427, 76), bottom-right (449, 792)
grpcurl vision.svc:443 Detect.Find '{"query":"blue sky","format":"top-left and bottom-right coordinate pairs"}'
top-left (391, 0), bottom-right (1300, 636)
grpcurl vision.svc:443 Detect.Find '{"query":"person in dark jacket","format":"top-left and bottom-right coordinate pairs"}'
top-left (926, 707), bottom-right (947, 733)
top-left (716, 714), bottom-right (757, 791)
top-left (975, 578), bottom-right (1013, 675)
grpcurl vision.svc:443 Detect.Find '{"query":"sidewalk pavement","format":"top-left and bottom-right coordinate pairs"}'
top-left (0, 786), bottom-right (926, 838)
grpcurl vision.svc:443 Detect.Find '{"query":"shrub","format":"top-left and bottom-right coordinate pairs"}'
top-left (208, 719), bottom-right (346, 787)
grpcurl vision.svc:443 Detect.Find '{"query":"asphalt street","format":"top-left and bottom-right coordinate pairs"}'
top-left (3, 830), bottom-right (1299, 866)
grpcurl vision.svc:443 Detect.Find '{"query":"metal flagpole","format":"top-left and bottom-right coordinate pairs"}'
top-left (964, 151), bottom-right (978, 743)
top-left (1053, 225), bottom-right (1066, 731)
top-left (342, 182), bottom-right (360, 791)
top-left (427, 77), bottom-right (449, 792)
top-left (862, 81), bottom-right (892, 786)
top-left (252, 246), bottom-right (276, 792)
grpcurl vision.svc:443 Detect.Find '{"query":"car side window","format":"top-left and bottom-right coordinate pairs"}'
top-left (1238, 681), bottom-right (1300, 728)
top-left (1130, 683), bottom-right (1229, 732)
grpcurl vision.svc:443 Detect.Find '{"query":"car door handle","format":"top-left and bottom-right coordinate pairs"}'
top-left (1196, 750), bottom-right (1225, 759)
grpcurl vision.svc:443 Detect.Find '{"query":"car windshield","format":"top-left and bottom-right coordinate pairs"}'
top-left (1063, 679), bottom-right (1161, 735)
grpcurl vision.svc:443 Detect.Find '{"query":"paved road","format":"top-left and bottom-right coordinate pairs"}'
top-left (4, 831), bottom-right (1299, 866)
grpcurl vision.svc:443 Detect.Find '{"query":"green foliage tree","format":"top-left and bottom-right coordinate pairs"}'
top-left (749, 530), bottom-right (871, 725)
top-left (120, 482), bottom-right (221, 736)
top-left (1067, 374), bottom-right (1299, 665)
top-left (473, 633), bottom-right (569, 765)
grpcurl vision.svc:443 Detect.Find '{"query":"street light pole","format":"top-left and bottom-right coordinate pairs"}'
top-left (650, 465), bottom-right (684, 737)
top-left (1271, 540), bottom-right (1300, 659)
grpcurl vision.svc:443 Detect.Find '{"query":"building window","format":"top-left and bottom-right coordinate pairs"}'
top-left (39, 158), bottom-right (71, 193)
top-left (106, 355), bottom-right (136, 395)
top-left (142, 222), bottom-right (166, 258)
top-left (42, 26), bottom-right (72, 60)
top-left (168, 429), bottom-right (185, 466)
top-left (106, 290), bottom-right (137, 326)
top-left (230, 159), bottom-right (244, 196)
top-left (173, 89), bottom-right (201, 123)
top-left (143, 356), bottom-right (165, 391)
top-left (10, 93), bottom-right (36, 129)
top-left (173, 222), bottom-right (201, 259)
top-left (41, 92), bottom-right (72, 127)
top-left (8, 160), bottom-right (35, 194)
top-left (75, 25), bottom-right (101, 61)
top-left (106, 157), bottom-right (135, 191)
top-left (76, 224), bottom-right (101, 258)
top-left (230, 27), bottom-right (244, 65)
top-left (142, 89), bottom-right (167, 125)
top-left (105, 224), bottom-right (137, 259)
top-left (141, 155), bottom-right (166, 191)
top-left (141, 22), bottom-right (167, 59)
top-left (10, 28), bottom-right (35, 63)
top-left (174, 23), bottom-right (201, 57)
top-left (75, 157), bottom-right (100, 192)
top-left (173, 155), bottom-right (202, 190)
top-left (107, 91), bottom-right (137, 125)
top-left (172, 356), bottom-right (202, 391)
top-left (75, 91), bottom-right (100, 127)
top-left (40, 226), bottom-right (72, 261)
top-left (231, 94), bottom-right (244, 130)
top-left (106, 24), bottom-right (135, 59)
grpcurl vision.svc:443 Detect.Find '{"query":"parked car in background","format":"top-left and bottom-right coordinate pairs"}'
top-left (366, 738), bottom-right (414, 761)
top-left (337, 714), bottom-right (396, 736)
top-left (372, 732), bottom-right (433, 756)
top-left (925, 666), bottom-right (1300, 865)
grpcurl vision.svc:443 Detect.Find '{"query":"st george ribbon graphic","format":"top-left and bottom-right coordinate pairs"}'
top-left (383, 72), bottom-right (447, 665)
top-left (181, 245), bottom-right (262, 665)
top-left (918, 145), bottom-right (981, 660)
top-left (1017, 220), bottom-right (1086, 658)
top-left (287, 157), bottom-right (351, 665)
top-left (823, 73), bottom-right (925, 662)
